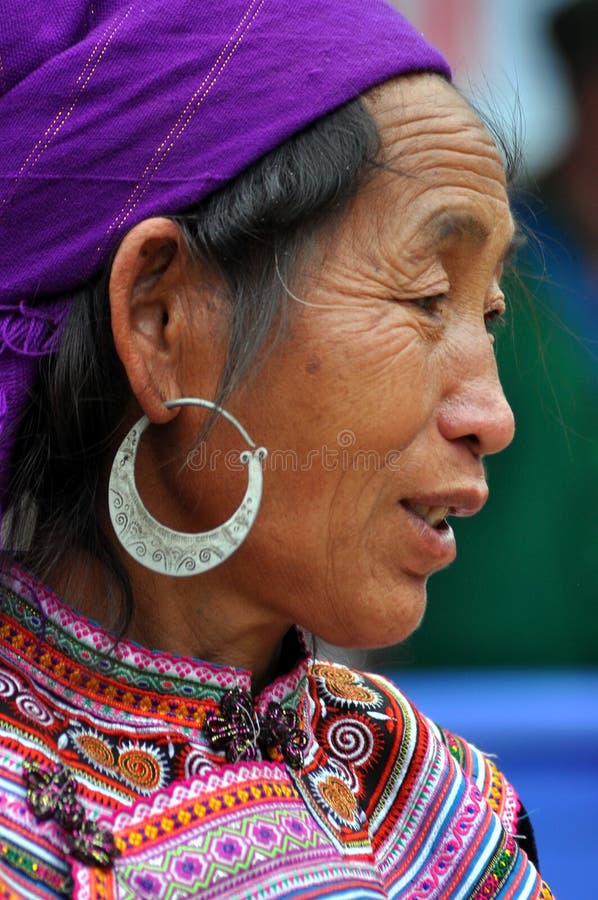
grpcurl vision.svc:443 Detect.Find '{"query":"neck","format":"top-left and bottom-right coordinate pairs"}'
top-left (125, 572), bottom-right (291, 692)
top-left (47, 550), bottom-right (292, 692)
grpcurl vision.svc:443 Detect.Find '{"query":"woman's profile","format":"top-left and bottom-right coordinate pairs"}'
top-left (0, 1), bottom-right (554, 897)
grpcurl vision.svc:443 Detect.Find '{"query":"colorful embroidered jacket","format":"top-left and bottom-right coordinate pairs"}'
top-left (0, 566), bottom-right (553, 899)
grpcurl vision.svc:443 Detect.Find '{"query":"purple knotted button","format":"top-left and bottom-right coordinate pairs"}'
top-left (259, 701), bottom-right (308, 770)
top-left (24, 760), bottom-right (118, 868)
top-left (204, 691), bottom-right (307, 769)
top-left (204, 690), bottom-right (261, 763)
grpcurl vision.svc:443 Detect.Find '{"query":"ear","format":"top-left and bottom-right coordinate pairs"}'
top-left (109, 217), bottom-right (197, 425)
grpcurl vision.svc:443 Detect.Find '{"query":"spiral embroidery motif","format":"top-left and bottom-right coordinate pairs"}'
top-left (77, 734), bottom-right (115, 769)
top-left (184, 747), bottom-right (213, 779)
top-left (0, 669), bottom-right (21, 697)
top-left (311, 664), bottom-right (378, 707)
top-left (71, 729), bottom-right (169, 795)
top-left (326, 717), bottom-right (374, 767)
top-left (308, 762), bottom-right (364, 831)
top-left (15, 692), bottom-right (55, 727)
top-left (0, 665), bottom-right (55, 725)
top-left (119, 743), bottom-right (164, 792)
top-left (319, 775), bottom-right (357, 823)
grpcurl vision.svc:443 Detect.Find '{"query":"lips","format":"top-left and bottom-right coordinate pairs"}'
top-left (397, 488), bottom-right (488, 572)
top-left (405, 502), bottom-right (450, 529)
top-left (401, 487), bottom-right (488, 523)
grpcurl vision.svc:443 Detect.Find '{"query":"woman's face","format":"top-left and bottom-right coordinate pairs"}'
top-left (170, 75), bottom-right (516, 651)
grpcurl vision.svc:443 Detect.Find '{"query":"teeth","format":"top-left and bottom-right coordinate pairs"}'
top-left (410, 503), bottom-right (450, 527)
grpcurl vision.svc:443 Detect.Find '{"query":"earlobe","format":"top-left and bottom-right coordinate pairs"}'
top-left (109, 218), bottom-right (190, 424)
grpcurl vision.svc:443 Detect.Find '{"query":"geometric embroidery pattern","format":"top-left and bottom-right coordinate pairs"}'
top-left (0, 565), bottom-right (555, 900)
top-left (98, 807), bottom-right (334, 898)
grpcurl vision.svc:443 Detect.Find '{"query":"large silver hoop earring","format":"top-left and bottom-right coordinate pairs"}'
top-left (108, 398), bottom-right (268, 577)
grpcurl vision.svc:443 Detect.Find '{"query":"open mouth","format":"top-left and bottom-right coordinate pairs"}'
top-left (401, 500), bottom-right (451, 531)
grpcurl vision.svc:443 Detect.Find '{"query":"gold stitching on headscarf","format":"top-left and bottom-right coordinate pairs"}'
top-left (100, 0), bottom-right (268, 251)
top-left (0, 5), bottom-right (134, 212)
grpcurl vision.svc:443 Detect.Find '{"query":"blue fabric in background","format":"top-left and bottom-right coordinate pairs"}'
top-left (387, 669), bottom-right (598, 900)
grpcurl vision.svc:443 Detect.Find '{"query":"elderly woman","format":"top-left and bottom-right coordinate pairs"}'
top-left (0, 1), bottom-right (553, 898)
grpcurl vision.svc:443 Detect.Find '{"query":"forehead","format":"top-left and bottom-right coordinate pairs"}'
top-left (367, 74), bottom-right (507, 186)
top-left (361, 74), bottom-right (513, 242)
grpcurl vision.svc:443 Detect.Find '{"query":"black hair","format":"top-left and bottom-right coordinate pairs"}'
top-left (2, 95), bottom-right (380, 632)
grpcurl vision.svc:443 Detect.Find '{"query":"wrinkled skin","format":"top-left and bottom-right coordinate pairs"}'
top-left (101, 74), bottom-right (515, 685)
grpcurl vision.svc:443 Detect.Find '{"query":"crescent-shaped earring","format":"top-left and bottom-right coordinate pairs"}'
top-left (108, 397), bottom-right (268, 577)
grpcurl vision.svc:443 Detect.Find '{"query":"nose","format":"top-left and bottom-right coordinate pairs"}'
top-left (437, 357), bottom-right (515, 458)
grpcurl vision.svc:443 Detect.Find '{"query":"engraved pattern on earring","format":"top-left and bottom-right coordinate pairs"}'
top-left (108, 398), bottom-right (267, 577)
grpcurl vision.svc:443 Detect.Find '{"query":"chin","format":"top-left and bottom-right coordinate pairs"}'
top-left (316, 576), bottom-right (428, 651)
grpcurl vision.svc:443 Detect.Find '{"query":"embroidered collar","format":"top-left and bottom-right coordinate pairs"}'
top-left (0, 564), bottom-right (309, 731)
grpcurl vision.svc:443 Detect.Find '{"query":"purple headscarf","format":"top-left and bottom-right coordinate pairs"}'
top-left (0, 0), bottom-right (449, 506)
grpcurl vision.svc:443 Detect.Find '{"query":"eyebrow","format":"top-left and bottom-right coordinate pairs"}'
top-left (434, 212), bottom-right (490, 243)
top-left (430, 211), bottom-right (521, 263)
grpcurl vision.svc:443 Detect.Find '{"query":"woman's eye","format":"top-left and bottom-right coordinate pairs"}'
top-left (414, 293), bottom-right (448, 317)
top-left (410, 294), bottom-right (506, 334)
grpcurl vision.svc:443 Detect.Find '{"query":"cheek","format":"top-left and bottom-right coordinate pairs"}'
top-left (311, 310), bottom-right (438, 405)
top-left (338, 319), bottom-right (441, 442)
top-left (232, 311), bottom-right (440, 522)
top-left (245, 313), bottom-right (442, 526)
